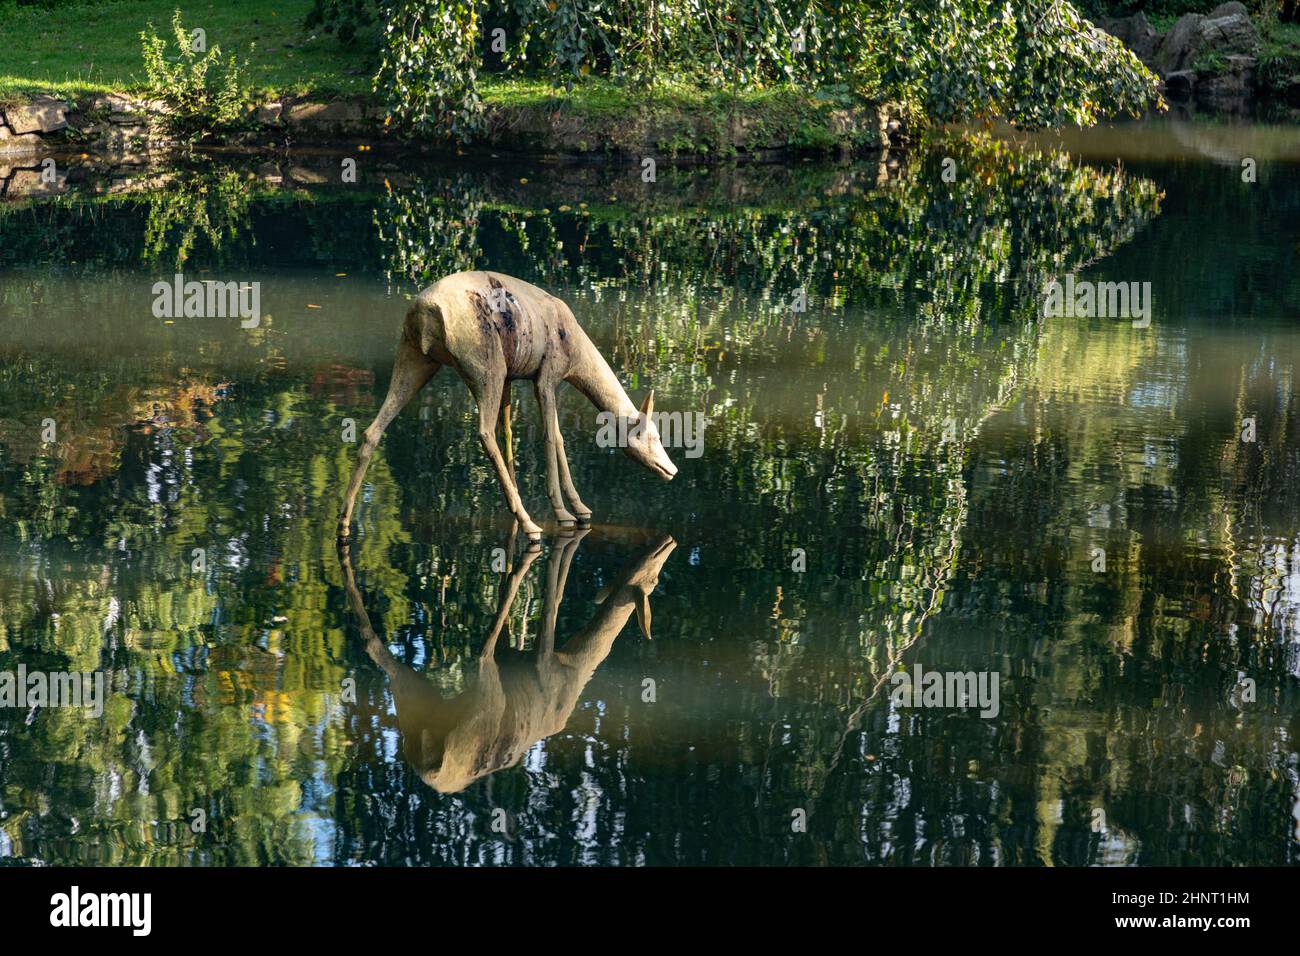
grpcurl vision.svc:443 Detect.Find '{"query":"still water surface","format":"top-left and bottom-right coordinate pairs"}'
top-left (1, 119), bottom-right (1299, 865)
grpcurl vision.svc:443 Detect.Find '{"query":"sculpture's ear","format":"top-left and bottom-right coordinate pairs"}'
top-left (640, 390), bottom-right (654, 418)
top-left (635, 591), bottom-right (652, 640)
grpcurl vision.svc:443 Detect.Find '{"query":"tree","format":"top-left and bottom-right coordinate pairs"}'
top-left (308, 0), bottom-right (1162, 140)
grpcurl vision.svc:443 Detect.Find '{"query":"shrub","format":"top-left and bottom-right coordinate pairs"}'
top-left (140, 9), bottom-right (248, 140)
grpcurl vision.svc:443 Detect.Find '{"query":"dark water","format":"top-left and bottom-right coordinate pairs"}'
top-left (1, 118), bottom-right (1299, 866)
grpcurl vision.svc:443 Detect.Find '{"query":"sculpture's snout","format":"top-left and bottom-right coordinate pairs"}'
top-left (649, 452), bottom-right (677, 480)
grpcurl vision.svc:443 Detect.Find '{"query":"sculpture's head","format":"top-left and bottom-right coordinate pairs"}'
top-left (624, 391), bottom-right (678, 480)
top-left (595, 534), bottom-right (677, 639)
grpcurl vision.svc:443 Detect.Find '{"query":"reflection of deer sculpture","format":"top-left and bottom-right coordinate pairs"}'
top-left (339, 531), bottom-right (676, 793)
top-left (339, 271), bottom-right (678, 542)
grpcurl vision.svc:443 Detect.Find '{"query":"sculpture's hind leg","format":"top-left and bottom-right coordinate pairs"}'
top-left (467, 373), bottom-right (543, 542)
top-left (339, 339), bottom-right (441, 539)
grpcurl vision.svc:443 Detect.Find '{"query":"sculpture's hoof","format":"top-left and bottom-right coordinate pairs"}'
top-left (525, 537), bottom-right (543, 552)
top-left (574, 512), bottom-right (593, 526)
top-left (557, 519), bottom-right (576, 535)
top-left (336, 527), bottom-right (353, 546)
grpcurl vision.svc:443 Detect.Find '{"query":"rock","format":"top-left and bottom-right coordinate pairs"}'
top-left (90, 122), bottom-right (170, 158)
top-left (1154, 14), bottom-right (1205, 75)
top-left (255, 162), bottom-right (284, 184)
top-left (94, 93), bottom-right (136, 112)
top-left (256, 102), bottom-right (284, 124)
top-left (1101, 13), bottom-right (1159, 62)
top-left (287, 165), bottom-right (329, 184)
top-left (83, 93), bottom-right (167, 116)
top-left (1208, 2), bottom-right (1248, 18)
top-left (1196, 54), bottom-right (1257, 110)
top-left (64, 110), bottom-right (99, 133)
top-left (7, 166), bottom-right (67, 198)
top-left (1153, 10), bottom-right (1260, 76)
top-left (1199, 12), bottom-right (1261, 60)
top-left (284, 99), bottom-right (374, 136)
top-left (1164, 70), bottom-right (1198, 99)
top-left (0, 125), bottom-right (43, 155)
top-left (3, 95), bottom-right (68, 134)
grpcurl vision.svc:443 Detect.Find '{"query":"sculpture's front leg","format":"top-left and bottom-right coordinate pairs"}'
top-left (535, 382), bottom-right (577, 532)
top-left (544, 383), bottom-right (591, 524)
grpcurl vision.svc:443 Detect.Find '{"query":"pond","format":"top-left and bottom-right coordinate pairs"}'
top-left (1, 117), bottom-right (1298, 866)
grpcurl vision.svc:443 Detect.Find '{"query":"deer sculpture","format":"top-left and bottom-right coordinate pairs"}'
top-left (339, 271), bottom-right (679, 542)
top-left (339, 530), bottom-right (676, 793)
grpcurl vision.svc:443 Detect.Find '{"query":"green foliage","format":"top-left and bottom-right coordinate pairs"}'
top-left (1257, 20), bottom-right (1300, 89)
top-left (1192, 46), bottom-right (1231, 72)
top-left (140, 9), bottom-right (248, 139)
top-left (308, 0), bottom-right (1162, 141)
top-left (375, 0), bottom-right (484, 139)
top-left (142, 169), bottom-right (255, 268)
top-left (874, 1), bottom-right (1163, 128)
top-left (305, 0), bottom-right (382, 43)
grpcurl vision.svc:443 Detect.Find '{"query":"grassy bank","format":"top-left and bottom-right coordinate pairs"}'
top-left (478, 78), bottom-right (876, 156)
top-left (0, 0), bottom-right (369, 101)
top-left (1259, 21), bottom-right (1300, 91)
top-left (0, 0), bottom-right (885, 156)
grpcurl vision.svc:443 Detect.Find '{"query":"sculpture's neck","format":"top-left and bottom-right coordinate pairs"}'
top-left (561, 599), bottom-right (637, 668)
top-left (569, 343), bottom-right (637, 418)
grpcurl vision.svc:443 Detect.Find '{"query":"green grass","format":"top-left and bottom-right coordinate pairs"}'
top-left (0, 0), bottom-right (373, 103)
top-left (0, 0), bottom-right (866, 154)
top-left (1259, 20), bottom-right (1300, 87)
top-left (478, 76), bottom-right (860, 154)
top-left (478, 76), bottom-right (831, 114)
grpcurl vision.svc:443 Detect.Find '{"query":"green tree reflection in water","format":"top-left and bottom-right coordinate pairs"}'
top-left (8, 130), bottom-right (1292, 865)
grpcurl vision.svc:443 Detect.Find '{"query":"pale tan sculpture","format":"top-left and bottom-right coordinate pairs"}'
top-left (339, 271), bottom-right (678, 541)
top-left (339, 530), bottom-right (676, 793)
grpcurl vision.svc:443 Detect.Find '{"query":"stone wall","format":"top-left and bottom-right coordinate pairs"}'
top-left (1, 92), bottom-right (397, 166)
top-left (0, 89), bottom-right (895, 174)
